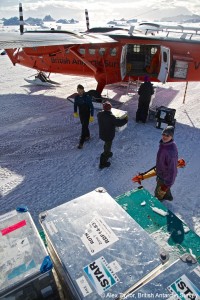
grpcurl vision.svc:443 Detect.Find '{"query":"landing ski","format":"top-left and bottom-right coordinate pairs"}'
top-left (24, 72), bottom-right (60, 86)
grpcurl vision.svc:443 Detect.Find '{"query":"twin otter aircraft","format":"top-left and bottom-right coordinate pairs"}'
top-left (0, 3), bottom-right (200, 94)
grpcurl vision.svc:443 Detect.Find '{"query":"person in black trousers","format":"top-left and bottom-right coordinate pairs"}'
top-left (136, 75), bottom-right (154, 123)
top-left (97, 101), bottom-right (128, 169)
top-left (74, 84), bottom-right (94, 149)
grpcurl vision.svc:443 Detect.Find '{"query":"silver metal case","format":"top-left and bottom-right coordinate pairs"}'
top-left (39, 187), bottom-right (162, 299)
top-left (0, 209), bottom-right (57, 299)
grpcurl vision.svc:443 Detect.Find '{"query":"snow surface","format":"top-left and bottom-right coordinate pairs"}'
top-left (0, 55), bottom-right (199, 236)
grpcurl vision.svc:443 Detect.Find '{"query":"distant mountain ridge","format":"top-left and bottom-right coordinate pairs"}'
top-left (106, 14), bottom-right (200, 27)
top-left (2, 13), bottom-right (200, 27)
top-left (2, 15), bottom-right (79, 26)
top-left (160, 14), bottom-right (200, 23)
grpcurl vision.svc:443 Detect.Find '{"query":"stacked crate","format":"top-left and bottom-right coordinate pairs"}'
top-left (39, 187), bottom-right (162, 299)
top-left (0, 208), bottom-right (58, 300)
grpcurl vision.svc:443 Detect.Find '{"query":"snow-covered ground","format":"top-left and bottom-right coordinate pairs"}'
top-left (0, 55), bottom-right (199, 236)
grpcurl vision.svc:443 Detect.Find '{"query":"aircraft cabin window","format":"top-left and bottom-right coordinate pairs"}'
top-left (99, 48), bottom-right (106, 56)
top-left (151, 47), bottom-right (157, 55)
top-left (79, 48), bottom-right (85, 55)
top-left (110, 48), bottom-right (117, 56)
top-left (133, 45), bottom-right (140, 53)
top-left (89, 49), bottom-right (96, 55)
top-left (163, 51), bottom-right (167, 63)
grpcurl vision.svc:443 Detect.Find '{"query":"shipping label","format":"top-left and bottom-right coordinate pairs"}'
top-left (84, 256), bottom-right (119, 295)
top-left (76, 275), bottom-right (93, 297)
top-left (81, 215), bottom-right (118, 255)
top-left (167, 274), bottom-right (200, 300)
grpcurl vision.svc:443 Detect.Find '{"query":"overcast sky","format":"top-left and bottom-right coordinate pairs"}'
top-left (0, 0), bottom-right (200, 23)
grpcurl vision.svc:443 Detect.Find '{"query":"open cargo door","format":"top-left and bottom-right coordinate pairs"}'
top-left (158, 46), bottom-right (170, 83)
top-left (120, 44), bottom-right (127, 80)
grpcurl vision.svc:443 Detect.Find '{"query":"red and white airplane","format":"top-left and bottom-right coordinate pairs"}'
top-left (0, 3), bottom-right (200, 95)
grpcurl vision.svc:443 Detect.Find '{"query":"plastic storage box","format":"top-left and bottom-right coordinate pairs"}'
top-left (111, 107), bottom-right (128, 132)
top-left (0, 208), bottom-right (58, 300)
top-left (155, 106), bottom-right (176, 129)
top-left (39, 187), bottom-right (162, 300)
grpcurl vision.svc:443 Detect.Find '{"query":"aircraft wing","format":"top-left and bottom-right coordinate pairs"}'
top-left (0, 31), bottom-right (117, 49)
top-left (133, 22), bottom-right (200, 37)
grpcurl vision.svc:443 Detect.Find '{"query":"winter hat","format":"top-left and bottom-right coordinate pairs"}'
top-left (103, 101), bottom-right (112, 111)
top-left (144, 75), bottom-right (150, 82)
top-left (77, 84), bottom-right (84, 90)
top-left (162, 125), bottom-right (175, 137)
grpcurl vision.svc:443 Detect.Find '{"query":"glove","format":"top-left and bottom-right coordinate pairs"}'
top-left (73, 112), bottom-right (79, 118)
top-left (156, 184), bottom-right (168, 200)
top-left (89, 116), bottom-right (94, 122)
top-left (160, 184), bottom-right (168, 192)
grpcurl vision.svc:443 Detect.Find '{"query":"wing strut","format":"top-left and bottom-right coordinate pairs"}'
top-left (69, 46), bottom-right (97, 73)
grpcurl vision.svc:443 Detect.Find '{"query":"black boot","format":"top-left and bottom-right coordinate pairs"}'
top-left (99, 162), bottom-right (111, 169)
top-left (99, 153), bottom-right (111, 169)
top-left (108, 152), bottom-right (113, 158)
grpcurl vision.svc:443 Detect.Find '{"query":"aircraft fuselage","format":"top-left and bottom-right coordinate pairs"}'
top-left (5, 32), bottom-right (200, 93)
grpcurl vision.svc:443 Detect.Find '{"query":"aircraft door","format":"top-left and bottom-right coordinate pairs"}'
top-left (120, 45), bottom-right (127, 80)
top-left (158, 46), bottom-right (170, 83)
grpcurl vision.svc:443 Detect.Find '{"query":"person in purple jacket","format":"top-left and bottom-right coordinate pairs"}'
top-left (155, 125), bottom-right (178, 201)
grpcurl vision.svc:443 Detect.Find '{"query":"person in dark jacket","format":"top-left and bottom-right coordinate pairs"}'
top-left (136, 75), bottom-right (154, 123)
top-left (74, 84), bottom-right (94, 149)
top-left (97, 101), bottom-right (128, 169)
top-left (155, 126), bottom-right (178, 201)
